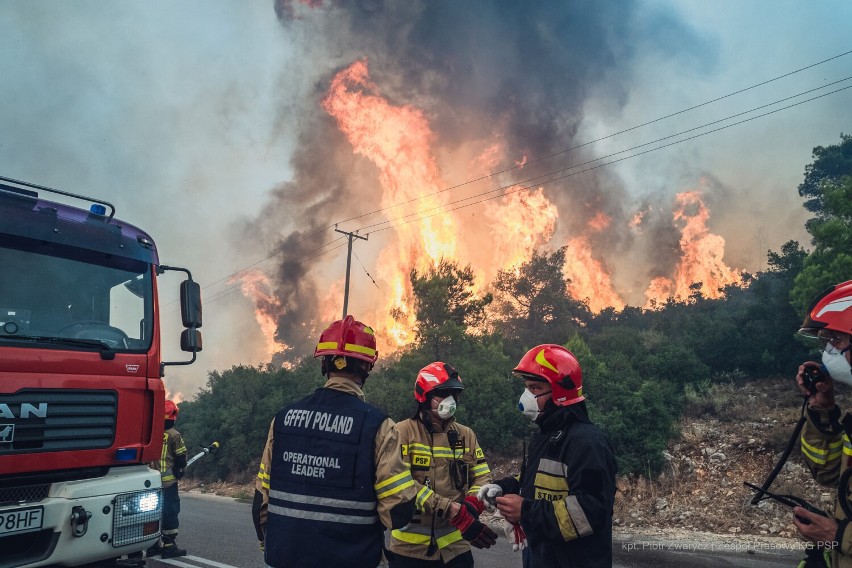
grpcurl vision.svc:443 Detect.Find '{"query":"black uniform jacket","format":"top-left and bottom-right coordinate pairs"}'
top-left (501, 404), bottom-right (617, 568)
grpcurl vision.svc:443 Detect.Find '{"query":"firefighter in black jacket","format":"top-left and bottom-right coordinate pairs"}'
top-left (479, 344), bottom-right (616, 568)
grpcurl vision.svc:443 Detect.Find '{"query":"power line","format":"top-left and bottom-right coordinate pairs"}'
top-left (329, 49), bottom-right (852, 228)
top-left (353, 250), bottom-right (381, 290)
top-left (172, 49), bottom-right (852, 302)
top-left (179, 77), bottom-right (850, 313)
top-left (359, 83), bottom-right (852, 236)
top-left (161, 238), bottom-right (349, 316)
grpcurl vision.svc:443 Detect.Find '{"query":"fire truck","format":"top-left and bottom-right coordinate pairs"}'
top-left (0, 176), bottom-right (202, 567)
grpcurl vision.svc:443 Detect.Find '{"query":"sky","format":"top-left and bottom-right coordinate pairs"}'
top-left (1, 1), bottom-right (850, 400)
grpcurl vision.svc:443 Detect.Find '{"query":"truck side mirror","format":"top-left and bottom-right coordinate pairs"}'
top-left (158, 266), bottom-right (203, 376)
top-left (180, 280), bottom-right (202, 328)
top-left (180, 328), bottom-right (202, 353)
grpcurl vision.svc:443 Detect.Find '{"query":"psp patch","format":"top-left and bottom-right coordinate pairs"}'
top-left (410, 453), bottom-right (431, 470)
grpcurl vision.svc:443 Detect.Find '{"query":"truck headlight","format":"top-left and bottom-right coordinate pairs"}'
top-left (113, 490), bottom-right (162, 547)
top-left (119, 490), bottom-right (160, 516)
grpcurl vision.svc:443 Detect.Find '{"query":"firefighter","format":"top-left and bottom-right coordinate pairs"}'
top-left (252, 316), bottom-right (418, 568)
top-left (794, 281), bottom-right (852, 568)
top-left (478, 344), bottom-right (616, 568)
top-left (147, 399), bottom-right (188, 558)
top-left (388, 362), bottom-right (498, 567)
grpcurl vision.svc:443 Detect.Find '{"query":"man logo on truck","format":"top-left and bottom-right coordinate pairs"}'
top-left (0, 424), bottom-right (13, 443)
top-left (0, 402), bottom-right (48, 419)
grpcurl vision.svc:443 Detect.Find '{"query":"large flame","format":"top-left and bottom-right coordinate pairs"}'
top-left (244, 60), bottom-right (747, 360)
top-left (562, 212), bottom-right (625, 312)
top-left (485, 186), bottom-right (558, 272)
top-left (321, 59), bottom-right (458, 350)
top-left (644, 189), bottom-right (743, 307)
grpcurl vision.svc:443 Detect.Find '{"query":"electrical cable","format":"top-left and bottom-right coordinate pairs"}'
top-left (353, 250), bottom-right (381, 290)
top-left (163, 50), bottom-right (852, 307)
top-left (160, 239), bottom-right (348, 318)
top-left (167, 79), bottom-right (852, 314)
top-left (330, 49), bottom-right (852, 228)
top-left (357, 82), bottom-right (852, 236)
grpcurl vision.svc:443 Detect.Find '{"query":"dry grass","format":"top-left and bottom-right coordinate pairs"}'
top-left (615, 377), bottom-right (831, 538)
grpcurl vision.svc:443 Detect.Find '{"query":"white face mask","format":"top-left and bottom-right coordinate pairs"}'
top-left (435, 396), bottom-right (457, 419)
top-left (823, 346), bottom-right (852, 387)
top-left (518, 389), bottom-right (549, 421)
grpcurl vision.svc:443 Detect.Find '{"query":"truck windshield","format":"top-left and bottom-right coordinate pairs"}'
top-left (0, 235), bottom-right (153, 352)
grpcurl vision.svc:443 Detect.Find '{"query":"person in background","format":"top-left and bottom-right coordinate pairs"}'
top-left (252, 316), bottom-right (417, 568)
top-left (147, 399), bottom-right (188, 558)
top-left (478, 344), bottom-right (617, 568)
top-left (388, 362), bottom-right (497, 567)
top-left (794, 281), bottom-right (852, 568)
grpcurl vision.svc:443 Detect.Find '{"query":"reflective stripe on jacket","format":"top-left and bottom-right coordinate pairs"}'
top-left (256, 376), bottom-right (416, 568)
top-left (153, 427), bottom-right (186, 488)
top-left (510, 405), bottom-right (616, 568)
top-left (389, 417), bottom-right (492, 563)
top-left (801, 406), bottom-right (852, 568)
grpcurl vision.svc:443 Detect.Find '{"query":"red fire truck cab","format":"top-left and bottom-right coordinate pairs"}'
top-left (0, 176), bottom-right (202, 567)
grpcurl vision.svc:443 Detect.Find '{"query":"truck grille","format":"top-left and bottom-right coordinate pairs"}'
top-left (0, 483), bottom-right (50, 506)
top-left (0, 390), bottom-right (116, 455)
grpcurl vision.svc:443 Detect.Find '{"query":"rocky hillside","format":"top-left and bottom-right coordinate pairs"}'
top-left (610, 377), bottom-right (830, 541)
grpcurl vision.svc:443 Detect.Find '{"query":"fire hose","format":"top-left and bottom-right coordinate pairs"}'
top-left (186, 441), bottom-right (220, 469)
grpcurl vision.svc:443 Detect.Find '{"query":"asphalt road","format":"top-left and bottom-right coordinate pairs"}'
top-left (145, 493), bottom-right (807, 568)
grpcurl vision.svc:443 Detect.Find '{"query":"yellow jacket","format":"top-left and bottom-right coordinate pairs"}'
top-left (800, 405), bottom-right (852, 567)
top-left (153, 426), bottom-right (186, 489)
top-left (389, 415), bottom-right (492, 563)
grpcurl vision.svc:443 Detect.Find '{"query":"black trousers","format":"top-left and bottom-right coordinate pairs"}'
top-left (161, 483), bottom-right (181, 534)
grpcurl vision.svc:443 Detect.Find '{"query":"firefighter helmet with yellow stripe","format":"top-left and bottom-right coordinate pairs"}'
top-left (314, 315), bottom-right (378, 365)
top-left (513, 344), bottom-right (584, 406)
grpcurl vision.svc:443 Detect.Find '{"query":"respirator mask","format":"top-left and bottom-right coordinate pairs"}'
top-left (435, 396), bottom-right (457, 419)
top-left (822, 345), bottom-right (852, 387)
top-left (518, 389), bottom-right (550, 421)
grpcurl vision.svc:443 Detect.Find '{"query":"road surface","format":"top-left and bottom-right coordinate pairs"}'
top-left (145, 493), bottom-right (806, 568)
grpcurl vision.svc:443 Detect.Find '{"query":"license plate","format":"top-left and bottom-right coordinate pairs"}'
top-left (0, 506), bottom-right (44, 536)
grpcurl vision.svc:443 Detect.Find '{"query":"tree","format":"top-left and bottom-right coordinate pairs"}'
top-left (491, 247), bottom-right (591, 362)
top-left (792, 135), bottom-right (852, 313)
top-left (408, 258), bottom-right (493, 360)
top-left (767, 240), bottom-right (807, 276)
top-left (798, 133), bottom-right (852, 215)
top-left (178, 358), bottom-right (323, 482)
top-left (568, 332), bottom-right (691, 475)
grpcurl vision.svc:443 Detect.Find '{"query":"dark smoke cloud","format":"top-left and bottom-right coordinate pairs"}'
top-left (250, 0), bottom-right (713, 354)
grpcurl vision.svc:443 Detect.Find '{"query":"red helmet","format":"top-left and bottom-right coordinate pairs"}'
top-left (314, 315), bottom-right (378, 366)
top-left (165, 400), bottom-right (179, 421)
top-left (513, 344), bottom-right (584, 406)
top-left (414, 362), bottom-right (464, 403)
top-left (800, 281), bottom-right (852, 339)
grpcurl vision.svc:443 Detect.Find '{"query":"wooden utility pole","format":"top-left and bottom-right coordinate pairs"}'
top-left (334, 227), bottom-right (368, 318)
